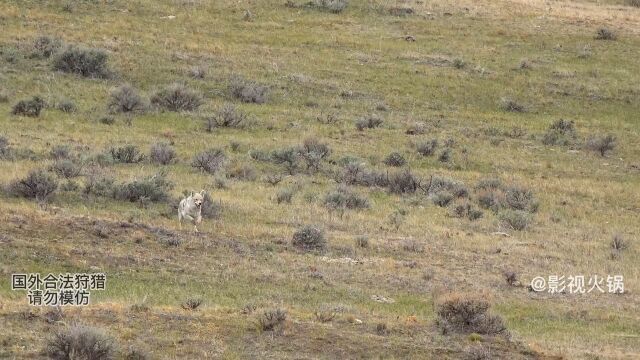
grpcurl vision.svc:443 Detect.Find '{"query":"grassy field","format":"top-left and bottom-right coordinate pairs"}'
top-left (0, 0), bottom-right (639, 358)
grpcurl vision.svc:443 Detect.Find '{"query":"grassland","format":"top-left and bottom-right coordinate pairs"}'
top-left (0, 0), bottom-right (639, 358)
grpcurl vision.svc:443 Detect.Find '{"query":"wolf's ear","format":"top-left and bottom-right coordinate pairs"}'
top-left (200, 190), bottom-right (206, 196)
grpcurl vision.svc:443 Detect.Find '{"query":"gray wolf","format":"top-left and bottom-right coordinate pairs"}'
top-left (178, 190), bottom-right (205, 232)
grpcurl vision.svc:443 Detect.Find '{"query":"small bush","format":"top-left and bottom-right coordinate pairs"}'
top-left (227, 163), bottom-right (258, 181)
top-left (99, 115), bottom-right (116, 125)
top-left (229, 76), bottom-right (268, 104)
top-left (500, 97), bottom-right (527, 113)
top-left (108, 84), bottom-right (147, 114)
top-left (110, 145), bottom-right (145, 163)
top-left (476, 178), bottom-right (502, 191)
top-left (355, 236), bottom-right (369, 248)
top-left (259, 309), bottom-right (287, 331)
top-left (151, 83), bottom-right (202, 112)
top-left (628, 0), bottom-right (640, 7)
top-left (0, 135), bottom-right (10, 158)
top-left (355, 115), bottom-right (383, 131)
top-left (50, 145), bottom-right (72, 160)
top-left (504, 186), bottom-right (538, 213)
top-left (249, 149), bottom-right (271, 162)
top-left (205, 103), bottom-right (248, 130)
top-left (271, 147), bottom-right (300, 175)
top-left (8, 169), bottom-right (58, 201)
top-left (595, 28), bottom-right (616, 40)
top-left (201, 192), bottom-right (222, 219)
top-left (276, 188), bottom-right (295, 204)
top-left (542, 119), bottom-right (576, 146)
top-left (150, 143), bottom-right (176, 165)
top-left (499, 210), bottom-right (532, 231)
top-left (324, 186), bottom-right (370, 212)
top-left (299, 138), bottom-right (331, 172)
top-left (405, 122), bottom-right (427, 135)
top-left (438, 148), bottom-right (453, 163)
top-left (84, 174), bottom-right (117, 198)
top-left (188, 65), bottom-right (207, 79)
top-left (451, 202), bottom-right (483, 221)
top-left (46, 325), bottom-right (116, 360)
top-left (452, 58), bottom-right (466, 69)
top-left (428, 176), bottom-right (468, 198)
top-left (384, 152), bottom-right (406, 167)
top-left (181, 298), bottom-right (203, 311)
top-left (56, 99), bottom-right (77, 113)
top-left (436, 294), bottom-right (507, 335)
top-left (387, 170), bottom-right (419, 194)
top-left (586, 134), bottom-right (616, 156)
top-left (416, 139), bottom-right (438, 156)
top-left (31, 35), bottom-right (63, 58)
top-left (264, 173), bottom-right (283, 186)
top-left (292, 225), bottom-right (326, 251)
top-left (192, 149), bottom-right (226, 174)
top-left (611, 234), bottom-right (628, 252)
top-left (432, 191), bottom-right (454, 207)
top-left (310, 0), bottom-right (348, 13)
top-left (52, 45), bottom-right (110, 78)
top-left (50, 159), bottom-right (82, 179)
top-left (12, 96), bottom-right (46, 117)
top-left (115, 172), bottom-right (173, 203)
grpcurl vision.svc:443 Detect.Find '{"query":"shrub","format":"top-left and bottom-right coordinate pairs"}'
top-left (229, 76), bottom-right (268, 104)
top-left (181, 298), bottom-right (203, 311)
top-left (355, 236), bottom-right (369, 248)
top-left (428, 176), bottom-right (468, 198)
top-left (452, 58), bottom-right (466, 69)
top-left (201, 192), bottom-right (222, 219)
top-left (628, 0), bottom-right (640, 7)
top-left (0, 88), bottom-right (9, 103)
top-left (271, 147), bottom-right (300, 174)
top-left (405, 122), bottom-right (427, 135)
top-left (299, 138), bottom-right (331, 172)
top-left (451, 201), bottom-right (483, 221)
top-left (276, 188), bottom-right (295, 204)
top-left (436, 294), bottom-right (507, 335)
top-left (500, 97), bottom-right (527, 113)
top-left (416, 139), bottom-right (438, 156)
top-left (586, 134), bottom-right (616, 156)
top-left (249, 149), bottom-right (271, 162)
top-left (192, 149), bottom-right (226, 174)
top-left (110, 145), bottom-right (145, 163)
top-left (611, 234), bottom-right (628, 252)
top-left (499, 210), bottom-right (532, 231)
top-left (45, 325), bottom-right (116, 360)
top-left (264, 173), bottom-right (283, 186)
top-left (31, 35), bottom-right (63, 58)
top-left (227, 163), bottom-right (258, 181)
top-left (432, 191), bottom-right (454, 207)
top-left (205, 103), bottom-right (248, 131)
top-left (310, 0), bottom-right (348, 13)
top-left (595, 28), bottom-right (616, 40)
top-left (475, 178), bottom-right (502, 191)
top-left (324, 186), bottom-right (370, 212)
top-left (52, 45), bottom-right (110, 78)
top-left (0, 135), bottom-right (9, 158)
top-left (84, 174), bottom-right (117, 198)
top-left (259, 309), bottom-right (287, 331)
top-left (50, 145), bottom-right (72, 160)
top-left (355, 115), bottom-right (383, 131)
top-left (384, 152), bottom-right (406, 167)
top-left (504, 186), bottom-right (538, 213)
top-left (151, 83), bottom-right (202, 112)
top-left (542, 119), bottom-right (576, 146)
top-left (56, 99), bottom-right (76, 113)
top-left (292, 225), bottom-right (326, 251)
top-left (50, 159), bottom-right (82, 179)
top-left (150, 142), bottom-right (176, 165)
top-left (12, 96), bottom-right (46, 117)
top-left (476, 189), bottom-right (505, 213)
top-left (387, 170), bottom-right (419, 194)
top-left (98, 115), bottom-right (116, 125)
top-left (8, 169), bottom-right (58, 201)
top-left (438, 148), bottom-right (453, 163)
top-left (188, 65), bottom-right (207, 79)
top-left (108, 84), bottom-right (147, 114)
top-left (340, 161), bottom-right (389, 188)
top-left (115, 172), bottom-right (173, 203)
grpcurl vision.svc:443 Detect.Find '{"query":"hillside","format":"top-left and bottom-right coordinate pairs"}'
top-left (1, 0), bottom-right (639, 359)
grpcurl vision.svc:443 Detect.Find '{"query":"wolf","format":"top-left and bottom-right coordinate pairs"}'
top-left (178, 190), bottom-right (205, 232)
